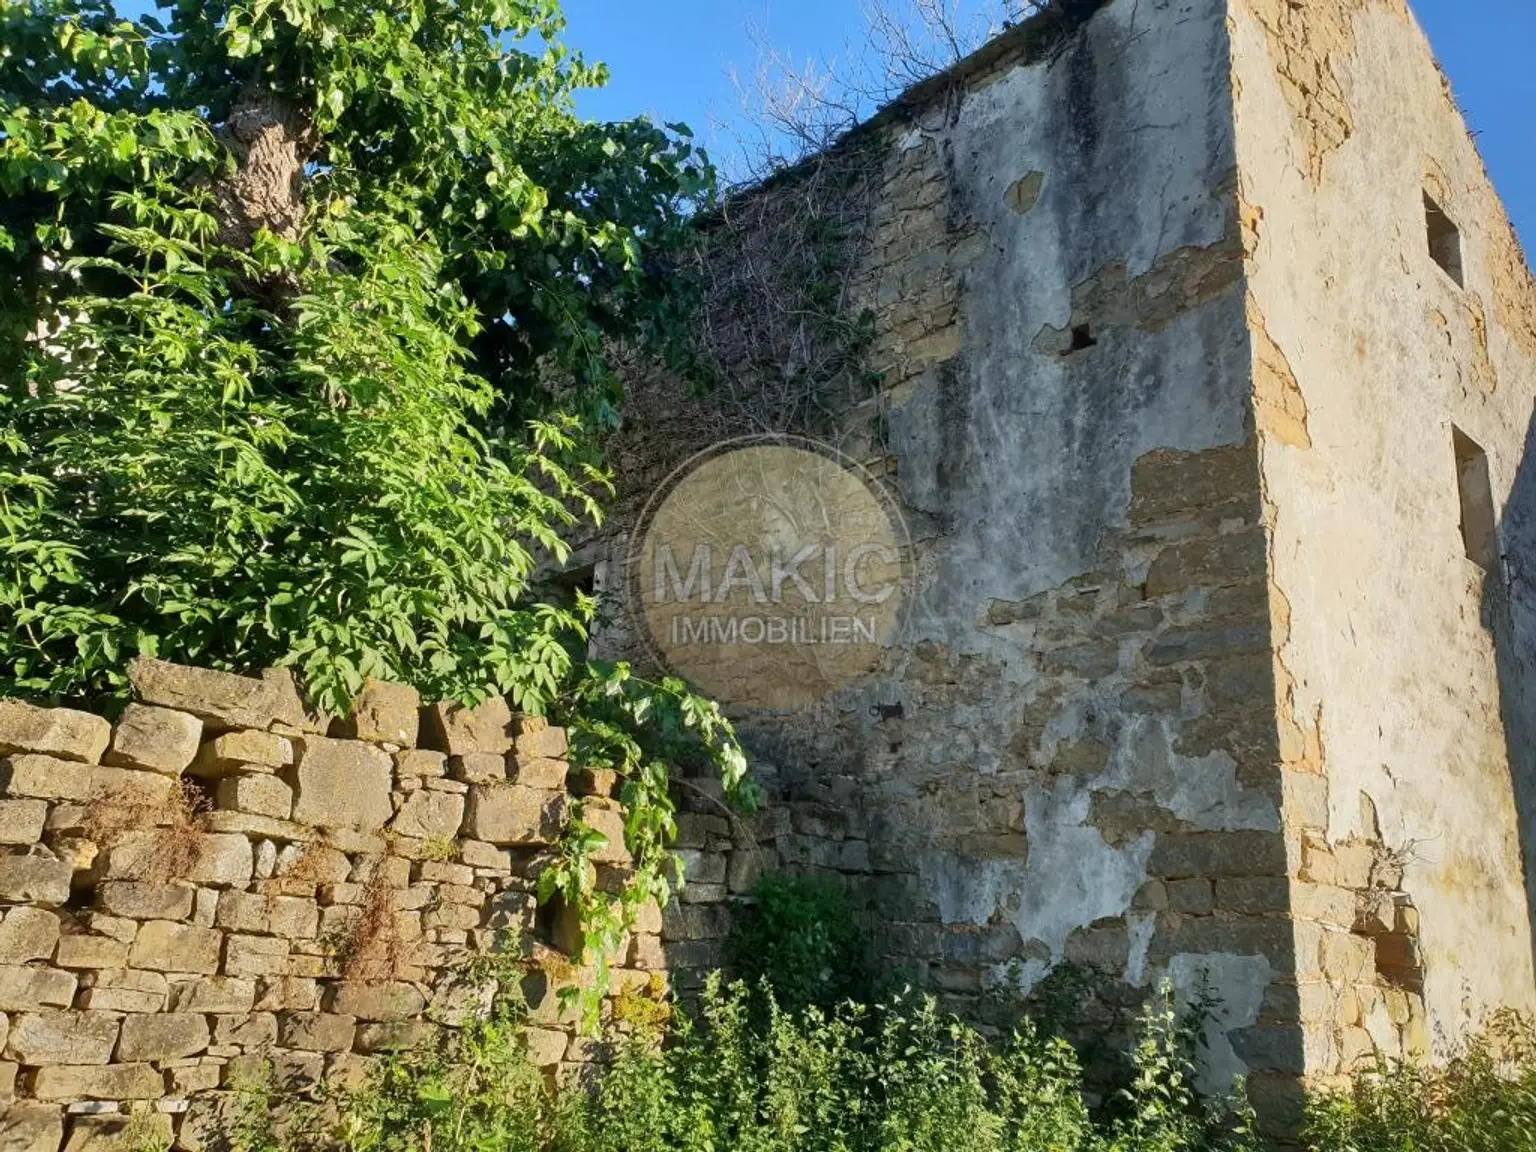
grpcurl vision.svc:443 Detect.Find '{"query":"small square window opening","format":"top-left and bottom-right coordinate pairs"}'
top-left (1425, 192), bottom-right (1464, 286)
top-left (1452, 425), bottom-right (1498, 571)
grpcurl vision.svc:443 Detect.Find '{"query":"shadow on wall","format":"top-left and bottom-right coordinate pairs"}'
top-left (1486, 399), bottom-right (1536, 975)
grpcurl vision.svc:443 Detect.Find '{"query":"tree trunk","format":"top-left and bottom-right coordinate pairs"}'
top-left (210, 85), bottom-right (312, 251)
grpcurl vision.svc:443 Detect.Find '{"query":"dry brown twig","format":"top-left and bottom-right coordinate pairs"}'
top-left (81, 779), bottom-right (211, 885)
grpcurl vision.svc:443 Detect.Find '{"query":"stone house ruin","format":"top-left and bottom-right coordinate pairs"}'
top-left (1, 0), bottom-right (1535, 1145)
top-left (595, 0), bottom-right (1536, 1134)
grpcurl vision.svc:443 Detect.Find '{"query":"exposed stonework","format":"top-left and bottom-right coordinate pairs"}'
top-left (594, 0), bottom-right (1536, 1138)
top-left (0, 664), bottom-right (759, 1148)
top-left (1231, 0), bottom-right (1536, 1097)
top-left (1239, 0), bottom-right (1409, 186)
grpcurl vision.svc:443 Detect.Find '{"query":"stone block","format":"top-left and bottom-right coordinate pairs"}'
top-left (321, 881), bottom-right (368, 908)
top-left (674, 848), bottom-right (724, 884)
top-left (0, 1105), bottom-right (64, 1152)
top-left (63, 1112), bottom-right (174, 1152)
top-left (661, 902), bottom-right (733, 942)
top-left (463, 784), bottom-right (564, 845)
top-left (675, 813), bottom-right (731, 850)
top-left (167, 1063), bottom-right (223, 1095)
top-left (514, 725), bottom-right (567, 760)
top-left (570, 767), bottom-right (617, 797)
top-left (177, 1093), bottom-right (242, 1152)
top-left (268, 895), bottom-right (319, 939)
top-left (449, 753), bottom-right (506, 785)
top-left (128, 658), bottom-right (295, 732)
top-left (103, 704), bottom-right (203, 776)
top-left (168, 976), bottom-right (255, 1014)
top-left (1147, 831), bottom-right (1287, 878)
top-left (340, 680), bottom-right (421, 746)
top-left (223, 934), bottom-right (288, 978)
top-left (6, 1011), bottom-right (119, 1065)
top-left (0, 907), bottom-right (60, 964)
top-left (508, 754), bottom-right (568, 791)
top-left (191, 729), bottom-right (292, 776)
top-left (1291, 882), bottom-right (1356, 925)
top-left (3, 755), bottom-right (173, 808)
top-left (629, 934), bottom-right (665, 970)
top-left (76, 915), bottom-right (135, 945)
top-left (677, 883), bottom-right (726, 905)
top-left (32, 1063), bottom-right (163, 1101)
top-left (127, 920), bottom-right (221, 974)
top-left (415, 860), bottom-right (472, 886)
top-left (212, 1012), bottom-right (277, 1048)
top-left (325, 1051), bottom-right (373, 1087)
top-left (325, 981), bottom-right (425, 1021)
top-left (77, 970), bottom-right (166, 1014)
top-left (524, 1027), bottom-right (568, 1068)
top-left (55, 935), bottom-right (130, 970)
top-left (278, 1012), bottom-right (357, 1052)
top-left (1332, 842), bottom-right (1378, 890)
top-left (215, 773), bottom-right (293, 820)
top-left (390, 790), bottom-right (465, 841)
top-left (98, 881), bottom-right (194, 921)
top-left (1229, 1024), bottom-right (1307, 1075)
top-left (1208, 876), bottom-right (1288, 916)
top-left (102, 831), bottom-right (252, 887)
top-left (354, 1021), bottom-right (435, 1054)
top-left (1375, 933), bottom-right (1423, 978)
top-left (1143, 530), bottom-right (1265, 599)
top-left (421, 697), bottom-right (514, 757)
top-left (0, 853), bottom-right (72, 904)
top-left (117, 1013), bottom-right (209, 1061)
top-left (1319, 930), bottom-right (1375, 983)
top-left (0, 699), bottom-right (110, 764)
top-left (253, 976), bottom-right (319, 1013)
top-left (214, 890), bottom-right (267, 933)
top-left (287, 736), bottom-right (392, 831)
top-left (394, 749), bottom-right (446, 778)
top-left (630, 899), bottom-right (663, 937)
top-left (0, 799), bottom-right (48, 845)
top-left (460, 840), bottom-right (509, 871)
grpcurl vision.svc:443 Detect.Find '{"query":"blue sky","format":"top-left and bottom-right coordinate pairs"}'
top-left (563, 0), bottom-right (1536, 251)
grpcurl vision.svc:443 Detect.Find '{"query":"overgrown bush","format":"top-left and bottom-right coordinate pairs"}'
top-left (728, 873), bottom-right (872, 1013)
top-left (224, 974), bottom-right (1255, 1152)
top-left (1304, 1011), bottom-right (1536, 1151)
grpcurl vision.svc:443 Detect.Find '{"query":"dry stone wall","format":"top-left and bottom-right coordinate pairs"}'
top-left (0, 659), bottom-right (751, 1151)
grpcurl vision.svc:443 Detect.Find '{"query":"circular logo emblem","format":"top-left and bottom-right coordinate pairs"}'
top-left (628, 435), bottom-right (912, 710)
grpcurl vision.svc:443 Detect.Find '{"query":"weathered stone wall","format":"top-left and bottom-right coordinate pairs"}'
top-left (1229, 0), bottom-right (1536, 1090)
top-left (602, 0), bottom-right (1309, 1130)
top-left (0, 660), bottom-right (744, 1150)
top-left (599, 0), bottom-right (1536, 1134)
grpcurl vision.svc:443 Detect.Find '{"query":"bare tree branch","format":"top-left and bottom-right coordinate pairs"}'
top-left (720, 0), bottom-right (1050, 182)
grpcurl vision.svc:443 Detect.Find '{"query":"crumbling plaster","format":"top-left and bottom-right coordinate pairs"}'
top-left (1230, 0), bottom-right (1536, 1064)
top-left (618, 0), bottom-right (1295, 1088)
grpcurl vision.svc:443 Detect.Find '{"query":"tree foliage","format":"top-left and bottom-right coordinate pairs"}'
top-left (1, 0), bottom-right (713, 708)
top-left (1, 0), bottom-right (749, 992)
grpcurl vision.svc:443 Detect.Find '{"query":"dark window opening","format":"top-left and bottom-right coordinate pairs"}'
top-left (1425, 192), bottom-right (1464, 286)
top-left (1453, 425), bottom-right (1498, 571)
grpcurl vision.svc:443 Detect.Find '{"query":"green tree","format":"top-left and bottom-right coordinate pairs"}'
top-left (1, 0), bottom-right (749, 996)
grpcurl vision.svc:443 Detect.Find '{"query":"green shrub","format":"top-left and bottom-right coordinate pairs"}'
top-left (557, 977), bottom-right (1255, 1152)
top-left (1303, 1012), bottom-right (1536, 1151)
top-left (728, 873), bottom-right (872, 1014)
top-left (251, 975), bottom-right (1252, 1152)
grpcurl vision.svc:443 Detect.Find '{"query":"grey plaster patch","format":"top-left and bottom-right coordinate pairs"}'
top-left (1170, 952), bottom-right (1274, 1097)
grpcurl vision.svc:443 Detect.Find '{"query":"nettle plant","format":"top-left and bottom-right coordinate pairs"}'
top-left (1, 0), bottom-right (753, 1003)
